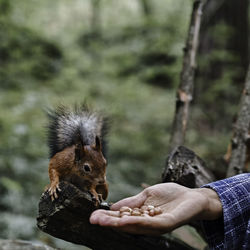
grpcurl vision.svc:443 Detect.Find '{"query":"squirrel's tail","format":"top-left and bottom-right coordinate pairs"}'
top-left (47, 104), bottom-right (108, 158)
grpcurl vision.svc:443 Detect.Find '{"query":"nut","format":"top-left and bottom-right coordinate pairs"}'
top-left (149, 209), bottom-right (155, 216)
top-left (147, 205), bottom-right (155, 210)
top-left (120, 206), bottom-right (132, 213)
top-left (133, 207), bottom-right (140, 211)
top-left (140, 205), bottom-right (149, 212)
top-left (131, 210), bottom-right (142, 216)
top-left (120, 211), bottom-right (131, 217)
top-left (154, 207), bottom-right (162, 215)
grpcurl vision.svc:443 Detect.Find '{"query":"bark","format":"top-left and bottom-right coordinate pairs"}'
top-left (169, 0), bottom-right (206, 149)
top-left (162, 146), bottom-right (215, 187)
top-left (37, 182), bottom-right (195, 250)
top-left (227, 65), bottom-right (250, 177)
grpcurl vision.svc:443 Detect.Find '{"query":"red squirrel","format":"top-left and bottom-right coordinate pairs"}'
top-left (46, 105), bottom-right (108, 204)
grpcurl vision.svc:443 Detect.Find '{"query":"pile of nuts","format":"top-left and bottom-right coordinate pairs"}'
top-left (119, 205), bottom-right (162, 217)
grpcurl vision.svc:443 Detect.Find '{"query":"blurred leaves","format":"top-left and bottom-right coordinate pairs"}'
top-left (0, 20), bottom-right (63, 90)
top-left (0, 1), bottom-right (248, 249)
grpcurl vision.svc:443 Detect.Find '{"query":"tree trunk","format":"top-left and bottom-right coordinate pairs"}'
top-left (169, 0), bottom-right (206, 150)
top-left (227, 64), bottom-right (250, 177)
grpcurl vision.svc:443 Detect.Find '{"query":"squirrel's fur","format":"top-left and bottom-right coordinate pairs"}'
top-left (47, 104), bottom-right (108, 158)
top-left (46, 104), bottom-right (109, 203)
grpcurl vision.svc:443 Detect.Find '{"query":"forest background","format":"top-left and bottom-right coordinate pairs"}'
top-left (0, 0), bottom-right (249, 249)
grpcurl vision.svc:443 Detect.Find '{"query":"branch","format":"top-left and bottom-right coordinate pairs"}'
top-left (227, 64), bottom-right (250, 177)
top-left (170, 0), bottom-right (206, 149)
top-left (37, 182), bottom-right (195, 250)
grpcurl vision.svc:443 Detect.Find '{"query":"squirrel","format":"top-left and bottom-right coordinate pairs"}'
top-left (46, 104), bottom-right (108, 204)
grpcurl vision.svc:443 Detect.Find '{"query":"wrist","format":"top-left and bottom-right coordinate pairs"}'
top-left (197, 188), bottom-right (223, 220)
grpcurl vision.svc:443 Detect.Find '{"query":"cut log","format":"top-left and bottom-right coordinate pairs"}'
top-left (162, 146), bottom-right (215, 187)
top-left (37, 182), bottom-right (195, 250)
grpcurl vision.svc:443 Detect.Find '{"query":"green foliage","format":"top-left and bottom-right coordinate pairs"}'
top-left (0, 1), bottom-right (246, 249)
top-left (195, 21), bottom-right (244, 129)
top-left (0, 21), bottom-right (63, 90)
top-left (0, 0), bottom-right (11, 17)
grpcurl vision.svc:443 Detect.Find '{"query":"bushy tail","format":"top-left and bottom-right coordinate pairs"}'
top-left (47, 104), bottom-right (108, 158)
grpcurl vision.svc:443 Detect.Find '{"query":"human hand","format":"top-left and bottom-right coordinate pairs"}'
top-left (90, 183), bottom-right (222, 235)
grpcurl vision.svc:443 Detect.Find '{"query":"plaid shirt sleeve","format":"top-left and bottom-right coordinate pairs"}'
top-left (201, 173), bottom-right (250, 250)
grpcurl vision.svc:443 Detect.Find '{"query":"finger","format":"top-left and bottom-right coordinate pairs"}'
top-left (111, 191), bottom-right (147, 211)
top-left (91, 211), bottom-right (142, 227)
top-left (90, 209), bottom-right (120, 224)
top-left (91, 212), bottom-right (169, 235)
top-left (91, 209), bottom-right (157, 227)
top-left (116, 215), bottom-right (174, 235)
top-left (90, 209), bottom-right (174, 235)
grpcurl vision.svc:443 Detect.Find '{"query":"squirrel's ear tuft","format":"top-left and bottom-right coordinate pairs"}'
top-left (94, 136), bottom-right (102, 151)
top-left (75, 142), bottom-right (84, 162)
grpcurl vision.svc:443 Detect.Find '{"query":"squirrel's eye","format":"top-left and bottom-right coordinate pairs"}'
top-left (83, 164), bottom-right (91, 173)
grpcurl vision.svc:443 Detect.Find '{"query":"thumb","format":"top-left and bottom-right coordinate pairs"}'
top-left (111, 191), bottom-right (147, 211)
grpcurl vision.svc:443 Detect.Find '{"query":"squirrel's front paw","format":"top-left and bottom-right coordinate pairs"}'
top-left (98, 193), bottom-right (103, 203)
top-left (91, 195), bottom-right (99, 206)
top-left (90, 190), bottom-right (101, 206)
top-left (48, 182), bottom-right (61, 201)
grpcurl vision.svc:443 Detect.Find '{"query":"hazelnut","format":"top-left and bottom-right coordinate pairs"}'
top-left (133, 207), bottom-right (140, 212)
top-left (154, 207), bottom-right (162, 215)
top-left (120, 211), bottom-right (131, 217)
top-left (120, 206), bottom-right (132, 213)
top-left (140, 205), bottom-right (149, 212)
top-left (149, 209), bottom-right (155, 216)
top-left (131, 210), bottom-right (141, 216)
top-left (147, 205), bottom-right (155, 210)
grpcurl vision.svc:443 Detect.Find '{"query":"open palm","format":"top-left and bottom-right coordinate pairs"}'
top-left (90, 183), bottom-right (222, 235)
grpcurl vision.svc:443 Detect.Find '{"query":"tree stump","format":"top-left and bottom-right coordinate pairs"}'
top-left (162, 146), bottom-right (215, 187)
